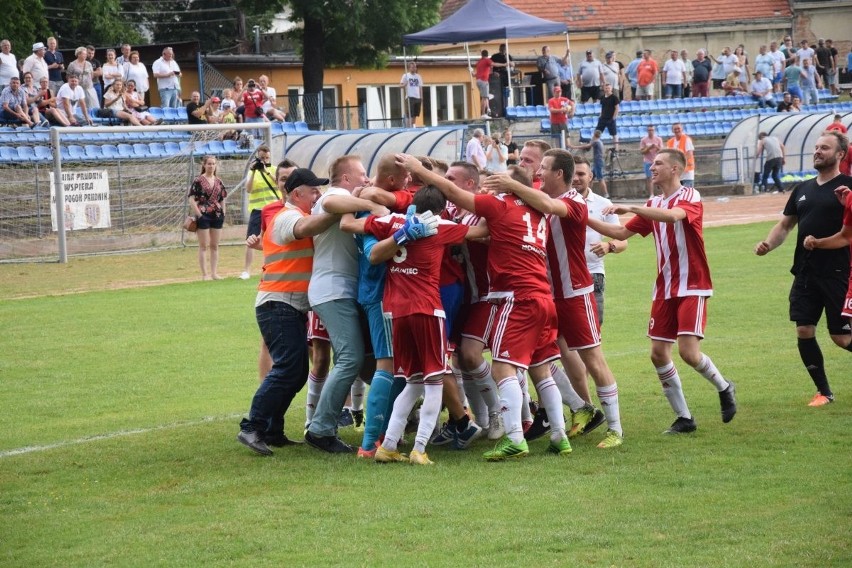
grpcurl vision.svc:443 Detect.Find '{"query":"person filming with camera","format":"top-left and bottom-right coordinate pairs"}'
top-left (240, 145), bottom-right (278, 280)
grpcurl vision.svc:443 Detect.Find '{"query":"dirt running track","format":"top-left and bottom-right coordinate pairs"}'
top-left (699, 192), bottom-right (788, 228)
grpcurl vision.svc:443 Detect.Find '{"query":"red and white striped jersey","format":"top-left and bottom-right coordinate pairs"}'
top-left (625, 186), bottom-right (713, 300)
top-left (546, 190), bottom-right (594, 300)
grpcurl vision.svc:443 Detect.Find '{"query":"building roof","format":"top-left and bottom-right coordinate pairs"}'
top-left (441, 0), bottom-right (792, 31)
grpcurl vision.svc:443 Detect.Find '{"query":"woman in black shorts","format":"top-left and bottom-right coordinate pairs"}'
top-left (188, 155), bottom-right (228, 280)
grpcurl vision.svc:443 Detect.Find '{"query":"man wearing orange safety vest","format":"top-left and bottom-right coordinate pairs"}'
top-left (666, 123), bottom-right (696, 187)
top-left (237, 167), bottom-right (338, 456)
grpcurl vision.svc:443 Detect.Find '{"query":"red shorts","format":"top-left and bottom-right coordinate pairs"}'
top-left (486, 296), bottom-right (560, 369)
top-left (555, 293), bottom-right (601, 350)
top-left (390, 313), bottom-right (448, 383)
top-left (459, 301), bottom-right (494, 346)
top-left (307, 311), bottom-right (329, 343)
top-left (648, 296), bottom-right (709, 342)
top-left (842, 276), bottom-right (852, 318)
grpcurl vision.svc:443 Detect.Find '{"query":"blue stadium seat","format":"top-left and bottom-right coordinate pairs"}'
top-left (117, 144), bottom-right (135, 158)
top-left (34, 145), bottom-right (52, 161)
top-left (282, 122), bottom-right (296, 133)
top-left (148, 142), bottom-right (167, 157)
top-left (294, 121), bottom-right (309, 132)
top-left (222, 139), bottom-right (241, 154)
top-left (148, 107), bottom-right (165, 121)
top-left (270, 121), bottom-right (285, 135)
top-left (164, 142), bottom-right (182, 155)
top-left (693, 124), bottom-right (708, 137)
top-left (535, 105), bottom-right (548, 118)
top-left (16, 146), bottom-right (37, 162)
top-left (178, 141), bottom-right (190, 152)
top-left (176, 107), bottom-right (188, 121)
top-left (505, 106), bottom-right (519, 119)
top-left (133, 143), bottom-right (151, 157)
top-left (206, 140), bottom-right (226, 155)
top-left (540, 119), bottom-right (551, 132)
top-left (163, 108), bottom-right (182, 123)
top-left (100, 144), bottom-right (119, 159)
top-left (0, 146), bottom-right (19, 162)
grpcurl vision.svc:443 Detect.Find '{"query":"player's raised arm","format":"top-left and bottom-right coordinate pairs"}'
top-left (610, 202), bottom-right (687, 224)
top-left (587, 215), bottom-right (635, 241)
top-left (323, 193), bottom-right (389, 217)
top-left (395, 153), bottom-right (475, 213)
top-left (481, 174), bottom-right (568, 217)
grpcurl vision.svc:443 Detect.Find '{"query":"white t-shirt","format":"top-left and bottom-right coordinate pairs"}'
top-left (663, 59), bottom-right (686, 85)
top-left (769, 50), bottom-right (785, 73)
top-left (308, 187), bottom-right (360, 306)
top-left (0, 52), bottom-right (18, 86)
top-left (720, 53), bottom-right (738, 75)
top-left (262, 86), bottom-right (276, 112)
top-left (466, 137), bottom-right (486, 168)
top-left (56, 83), bottom-right (85, 114)
top-left (797, 47), bottom-right (815, 65)
top-left (101, 62), bottom-right (122, 88)
top-left (583, 191), bottom-right (620, 275)
top-left (400, 72), bottom-right (423, 98)
top-left (601, 61), bottom-right (619, 87)
top-left (750, 77), bottom-right (773, 100)
top-left (124, 62), bottom-right (149, 93)
top-left (152, 57), bottom-right (180, 90)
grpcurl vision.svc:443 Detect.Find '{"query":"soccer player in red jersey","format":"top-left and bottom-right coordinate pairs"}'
top-left (589, 148), bottom-right (737, 434)
top-left (344, 188), bottom-right (486, 464)
top-left (397, 153), bottom-right (571, 460)
top-left (484, 149), bottom-right (624, 449)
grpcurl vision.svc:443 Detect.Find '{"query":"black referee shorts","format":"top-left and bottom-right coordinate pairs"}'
top-left (789, 271), bottom-right (850, 335)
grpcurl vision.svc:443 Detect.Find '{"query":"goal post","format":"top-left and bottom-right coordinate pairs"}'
top-left (0, 122), bottom-right (272, 263)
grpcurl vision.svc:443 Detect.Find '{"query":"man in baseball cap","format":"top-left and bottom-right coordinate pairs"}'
top-left (23, 42), bottom-right (49, 84)
top-left (284, 168), bottom-right (329, 192)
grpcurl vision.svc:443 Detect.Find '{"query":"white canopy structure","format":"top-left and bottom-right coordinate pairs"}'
top-left (722, 112), bottom-right (852, 183)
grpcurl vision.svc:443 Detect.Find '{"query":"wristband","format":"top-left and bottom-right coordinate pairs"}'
top-left (393, 228), bottom-right (409, 247)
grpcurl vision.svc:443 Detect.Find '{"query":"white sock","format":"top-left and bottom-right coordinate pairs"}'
top-left (461, 372), bottom-right (488, 427)
top-left (596, 383), bottom-right (622, 435)
top-left (305, 371), bottom-right (326, 426)
top-left (350, 377), bottom-right (366, 412)
top-left (497, 376), bottom-right (524, 443)
top-left (518, 370), bottom-right (532, 423)
top-left (415, 383), bottom-right (443, 453)
top-left (452, 367), bottom-right (466, 406)
top-left (382, 383), bottom-right (424, 452)
top-left (535, 377), bottom-right (567, 442)
top-left (467, 360), bottom-right (500, 413)
top-left (550, 362), bottom-right (586, 412)
top-left (694, 354), bottom-right (730, 391)
top-left (656, 362), bottom-right (691, 419)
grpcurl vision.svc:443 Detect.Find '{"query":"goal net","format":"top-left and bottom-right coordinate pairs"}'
top-left (0, 123), bottom-right (273, 263)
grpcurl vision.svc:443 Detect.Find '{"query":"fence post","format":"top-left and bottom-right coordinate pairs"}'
top-left (50, 127), bottom-right (67, 263)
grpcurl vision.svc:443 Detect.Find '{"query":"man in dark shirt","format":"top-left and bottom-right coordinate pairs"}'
top-left (814, 39), bottom-right (833, 92)
top-left (86, 45), bottom-right (103, 106)
top-left (595, 82), bottom-right (619, 149)
top-left (755, 131), bottom-right (852, 407)
top-left (186, 91), bottom-right (208, 124)
top-left (490, 43), bottom-right (513, 118)
top-left (691, 49), bottom-right (713, 98)
top-left (776, 92), bottom-right (794, 112)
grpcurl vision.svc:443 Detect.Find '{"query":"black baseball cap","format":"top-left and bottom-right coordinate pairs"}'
top-left (284, 168), bottom-right (329, 192)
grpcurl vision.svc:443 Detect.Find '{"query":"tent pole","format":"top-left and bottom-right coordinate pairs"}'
top-left (505, 38), bottom-right (513, 108)
top-left (403, 46), bottom-right (412, 128)
top-left (465, 42), bottom-right (477, 119)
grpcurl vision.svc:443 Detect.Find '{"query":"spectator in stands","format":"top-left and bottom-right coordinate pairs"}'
top-left (103, 79), bottom-right (142, 126)
top-left (44, 37), bottom-right (64, 95)
top-left (710, 47), bottom-right (738, 94)
top-left (776, 92), bottom-right (795, 112)
top-left (814, 39), bottom-right (833, 95)
top-left (691, 49), bottom-right (712, 98)
top-left (577, 49), bottom-right (604, 103)
top-left (556, 47), bottom-right (572, 99)
top-left (796, 39), bottom-right (814, 67)
top-left (0, 40), bottom-right (17, 94)
top-left (23, 43), bottom-right (49, 86)
top-left (662, 50), bottom-right (686, 99)
top-left (101, 49), bottom-right (123, 93)
top-left (400, 62), bottom-right (423, 127)
top-left (768, 41), bottom-right (786, 93)
top-left (800, 58), bottom-right (821, 106)
top-left (186, 91), bottom-right (209, 124)
top-left (231, 77), bottom-right (245, 122)
top-left (636, 49), bottom-right (658, 100)
top-left (0, 76), bottom-right (34, 127)
top-left (755, 132), bottom-right (785, 193)
top-left (123, 51), bottom-right (149, 103)
top-left (749, 70), bottom-right (776, 109)
top-left (242, 79), bottom-right (268, 136)
top-left (258, 75), bottom-right (286, 122)
top-left (826, 114), bottom-right (847, 134)
top-left (626, 50), bottom-right (642, 100)
top-left (537, 45), bottom-right (561, 99)
top-left (547, 84), bottom-right (574, 147)
top-left (790, 95), bottom-right (802, 112)
top-left (485, 133), bottom-right (508, 173)
top-left (204, 97), bottom-right (224, 124)
top-left (665, 123), bottom-right (695, 186)
top-left (596, 82), bottom-right (619, 150)
top-left (601, 51), bottom-right (622, 97)
top-left (491, 43), bottom-right (514, 117)
top-left (723, 68), bottom-right (745, 96)
top-left (188, 155), bottom-right (228, 281)
top-left (734, 45), bottom-right (750, 88)
top-left (680, 50), bottom-right (693, 98)
top-left (152, 47), bottom-right (181, 108)
top-left (754, 45), bottom-right (774, 85)
top-left (20, 72), bottom-right (48, 126)
top-left (36, 76), bottom-right (69, 126)
top-left (86, 46), bottom-right (103, 106)
top-left (640, 124), bottom-right (663, 197)
top-left (466, 128), bottom-right (486, 169)
top-left (503, 128), bottom-right (518, 165)
top-left (123, 79), bottom-right (158, 125)
top-left (824, 39), bottom-right (839, 96)
top-left (780, 36), bottom-right (797, 66)
top-left (67, 46), bottom-right (99, 110)
top-left (570, 129), bottom-right (608, 197)
top-left (115, 43), bottom-right (132, 66)
top-left (56, 73), bottom-right (93, 126)
top-left (783, 59), bottom-right (803, 101)
top-left (474, 49), bottom-right (493, 118)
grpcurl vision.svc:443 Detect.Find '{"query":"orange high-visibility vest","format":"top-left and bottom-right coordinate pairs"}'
top-left (258, 206), bottom-right (313, 293)
top-left (666, 135), bottom-right (695, 174)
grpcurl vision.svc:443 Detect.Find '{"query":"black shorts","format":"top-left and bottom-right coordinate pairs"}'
top-left (595, 118), bottom-right (617, 136)
top-left (406, 97), bottom-right (422, 118)
top-left (246, 209), bottom-right (262, 238)
top-left (789, 271), bottom-right (850, 335)
top-left (197, 211), bottom-right (224, 230)
top-left (712, 79), bottom-right (723, 90)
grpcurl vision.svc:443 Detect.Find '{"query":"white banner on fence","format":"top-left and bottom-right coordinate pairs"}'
top-left (50, 170), bottom-right (112, 231)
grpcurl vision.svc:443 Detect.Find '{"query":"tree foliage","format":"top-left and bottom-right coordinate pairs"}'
top-left (0, 0), bottom-right (50, 55)
top-left (47, 0), bottom-right (143, 47)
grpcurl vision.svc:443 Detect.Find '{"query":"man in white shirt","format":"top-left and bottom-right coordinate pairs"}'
top-left (768, 41), bottom-right (786, 92)
top-left (749, 71), bottom-right (776, 109)
top-left (258, 74), bottom-right (286, 121)
top-left (796, 39), bottom-right (815, 67)
top-left (152, 47), bottom-right (181, 108)
top-left (399, 62), bottom-right (423, 128)
top-left (56, 73), bottom-right (93, 126)
top-left (662, 50), bottom-right (686, 99)
top-left (466, 128), bottom-right (487, 169)
top-left (22, 42), bottom-right (49, 85)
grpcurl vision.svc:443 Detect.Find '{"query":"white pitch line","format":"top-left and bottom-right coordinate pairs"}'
top-left (0, 413), bottom-right (243, 459)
